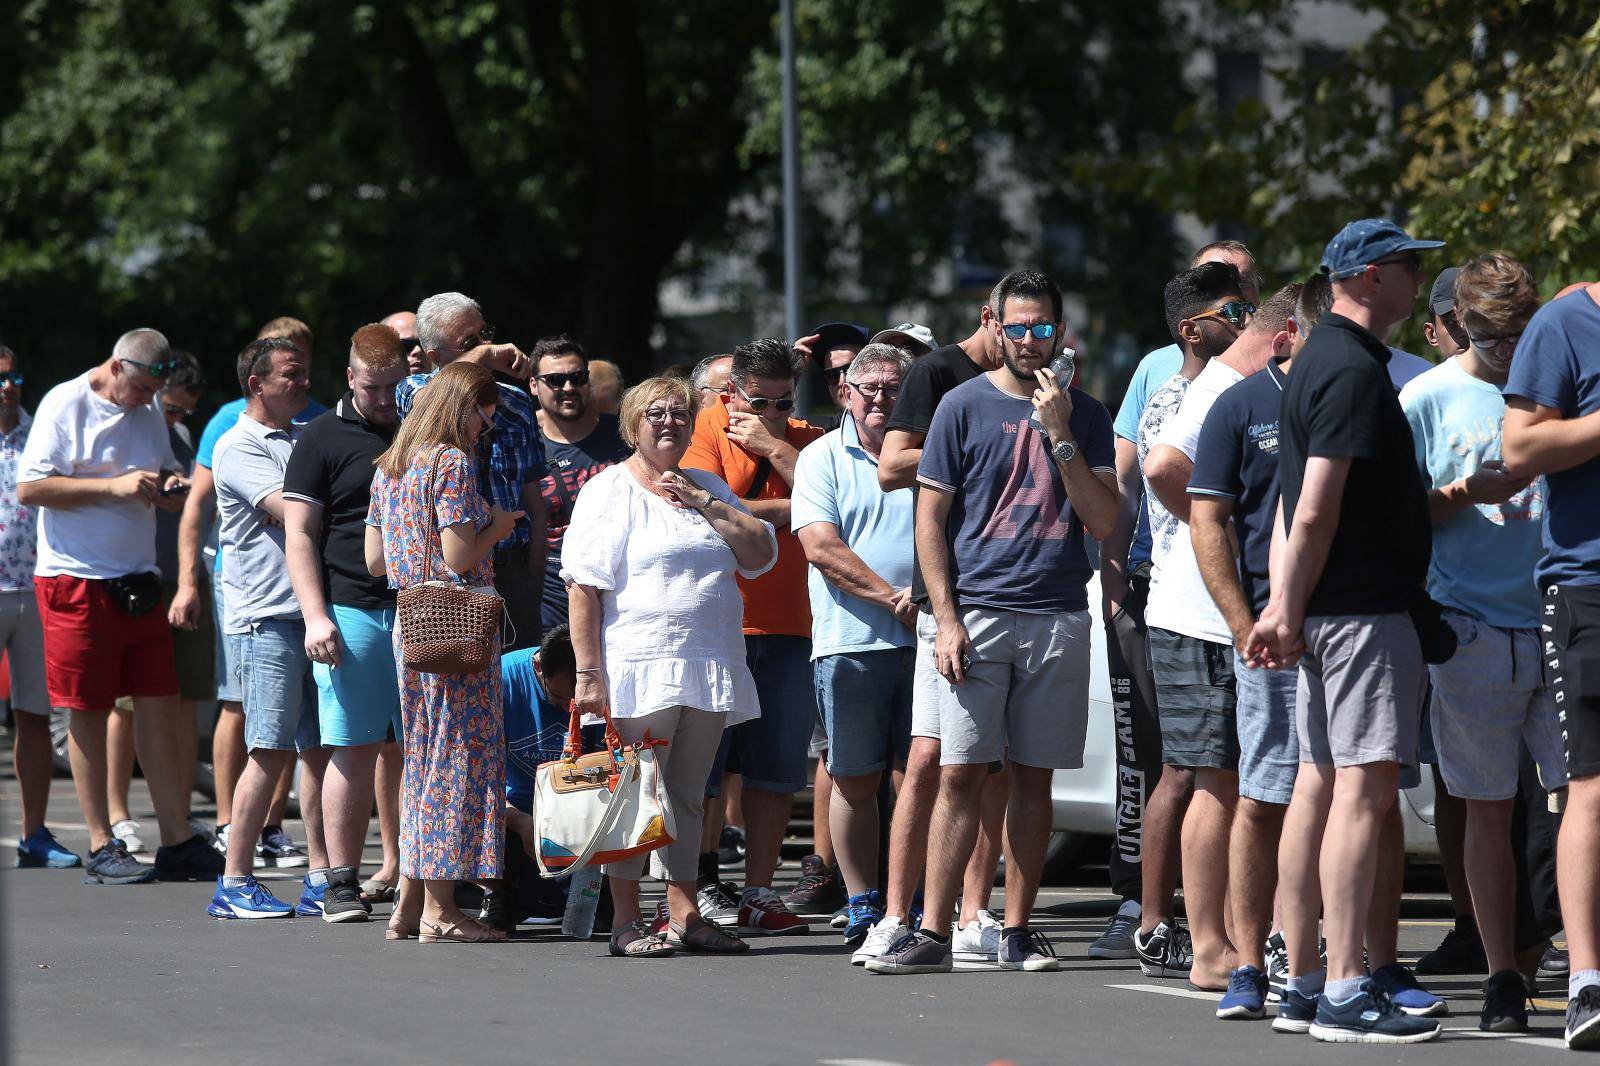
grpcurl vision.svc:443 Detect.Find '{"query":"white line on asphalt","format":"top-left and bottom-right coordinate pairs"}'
top-left (820, 1059), bottom-right (919, 1066)
top-left (1108, 982), bottom-right (1220, 1002)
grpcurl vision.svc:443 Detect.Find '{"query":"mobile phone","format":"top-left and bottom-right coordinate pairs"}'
top-left (160, 481), bottom-right (191, 497)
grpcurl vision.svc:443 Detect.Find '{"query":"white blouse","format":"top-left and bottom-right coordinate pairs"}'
top-left (559, 463), bottom-right (777, 725)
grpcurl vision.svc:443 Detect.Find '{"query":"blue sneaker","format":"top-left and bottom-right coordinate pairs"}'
top-left (1217, 965), bottom-right (1268, 1020)
top-left (1310, 982), bottom-right (1441, 1044)
top-left (208, 877), bottom-right (293, 919)
top-left (1272, 988), bottom-right (1319, 1034)
top-left (295, 876), bottom-right (326, 917)
top-left (16, 827), bottom-right (81, 869)
top-left (842, 891), bottom-right (884, 947)
top-left (1368, 962), bottom-right (1448, 1017)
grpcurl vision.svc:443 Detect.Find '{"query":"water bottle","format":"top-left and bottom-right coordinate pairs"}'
top-left (562, 864), bottom-right (604, 940)
top-left (1049, 349), bottom-right (1076, 384)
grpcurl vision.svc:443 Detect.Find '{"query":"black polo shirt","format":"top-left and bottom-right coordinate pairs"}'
top-left (1278, 313), bottom-right (1430, 615)
top-left (282, 393), bottom-right (397, 610)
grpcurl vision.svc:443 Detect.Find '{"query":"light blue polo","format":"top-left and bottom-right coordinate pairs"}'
top-left (791, 417), bottom-right (916, 659)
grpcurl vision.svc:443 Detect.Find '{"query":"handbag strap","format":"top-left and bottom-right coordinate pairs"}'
top-left (565, 699), bottom-right (623, 759)
top-left (415, 445), bottom-right (447, 587)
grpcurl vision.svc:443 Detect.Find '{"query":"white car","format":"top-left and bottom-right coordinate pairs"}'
top-left (1045, 569), bottom-right (1439, 880)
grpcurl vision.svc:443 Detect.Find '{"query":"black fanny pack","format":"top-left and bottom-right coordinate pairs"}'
top-left (1408, 592), bottom-right (1458, 666)
top-left (104, 572), bottom-right (163, 617)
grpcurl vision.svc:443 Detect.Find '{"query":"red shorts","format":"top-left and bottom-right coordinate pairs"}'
top-left (34, 574), bottom-right (179, 711)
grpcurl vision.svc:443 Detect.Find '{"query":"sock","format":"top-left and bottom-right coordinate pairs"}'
top-left (222, 875), bottom-right (250, 888)
top-left (697, 851), bottom-right (718, 887)
top-left (1571, 970), bottom-right (1600, 1001)
top-left (1286, 968), bottom-right (1326, 996)
top-left (1116, 898), bottom-right (1141, 919)
top-left (307, 867), bottom-right (330, 888)
top-left (1325, 975), bottom-right (1365, 1002)
top-left (920, 928), bottom-right (949, 944)
top-left (1002, 925), bottom-right (1028, 940)
top-left (740, 886), bottom-right (769, 903)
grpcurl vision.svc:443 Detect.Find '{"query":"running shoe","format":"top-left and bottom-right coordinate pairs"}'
top-left (843, 891), bottom-right (885, 947)
top-left (1310, 983), bottom-right (1441, 1044)
top-left (321, 868), bottom-right (368, 924)
top-left (1217, 965), bottom-right (1268, 1020)
top-left (784, 854), bottom-right (846, 917)
top-left (998, 929), bottom-right (1060, 972)
top-left (1273, 988), bottom-right (1318, 1034)
top-left (648, 898), bottom-right (671, 936)
top-left (1265, 932), bottom-right (1289, 1002)
top-left (257, 825), bottom-right (309, 868)
top-left (111, 819), bottom-right (145, 854)
top-left (1568, 984), bottom-right (1600, 1050)
top-left (1133, 920), bottom-right (1193, 977)
top-left (717, 825), bottom-right (746, 867)
top-left (864, 930), bottom-right (952, 975)
top-left (852, 916), bottom-right (908, 967)
top-left (952, 909), bottom-right (1002, 963)
top-left (1479, 969), bottom-right (1529, 1033)
top-left (738, 887), bottom-right (810, 935)
top-left (1088, 900), bottom-right (1140, 960)
top-left (695, 879), bottom-right (742, 928)
top-left (1368, 962), bottom-right (1447, 1017)
top-left (211, 823), bottom-right (231, 858)
top-left (16, 827), bottom-right (81, 869)
top-left (1541, 944), bottom-right (1571, 977)
top-left (830, 905), bottom-right (850, 929)
top-left (208, 876), bottom-right (294, 919)
top-left (82, 839), bottom-right (154, 885)
top-left (153, 833), bottom-right (225, 881)
top-left (186, 816), bottom-right (216, 844)
top-left (295, 876), bottom-right (326, 916)
top-left (1413, 924), bottom-right (1486, 976)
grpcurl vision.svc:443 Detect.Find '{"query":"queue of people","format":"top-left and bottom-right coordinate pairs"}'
top-left (6, 227), bottom-right (1600, 1052)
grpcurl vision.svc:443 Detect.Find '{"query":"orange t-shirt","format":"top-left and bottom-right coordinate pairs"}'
top-left (683, 399), bottom-right (825, 637)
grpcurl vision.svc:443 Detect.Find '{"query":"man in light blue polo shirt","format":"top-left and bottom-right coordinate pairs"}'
top-left (792, 343), bottom-right (917, 958)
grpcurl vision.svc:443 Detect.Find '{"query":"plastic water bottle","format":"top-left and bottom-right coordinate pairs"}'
top-left (562, 864), bottom-right (604, 940)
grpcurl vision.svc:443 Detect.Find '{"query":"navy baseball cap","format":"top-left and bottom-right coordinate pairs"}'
top-left (1429, 266), bottom-right (1461, 316)
top-left (1321, 218), bottom-right (1445, 280)
top-left (809, 322), bottom-right (871, 353)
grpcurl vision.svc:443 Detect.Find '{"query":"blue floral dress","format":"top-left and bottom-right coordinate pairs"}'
top-left (367, 444), bottom-right (504, 881)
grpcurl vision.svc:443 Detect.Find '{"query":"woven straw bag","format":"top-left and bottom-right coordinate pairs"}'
top-left (396, 448), bottom-right (504, 675)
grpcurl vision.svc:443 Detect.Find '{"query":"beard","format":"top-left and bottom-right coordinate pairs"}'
top-left (1003, 350), bottom-right (1044, 383)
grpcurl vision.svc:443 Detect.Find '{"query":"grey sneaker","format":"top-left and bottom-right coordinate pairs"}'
top-left (321, 867), bottom-right (368, 924)
top-left (695, 879), bottom-right (741, 928)
top-left (865, 930), bottom-right (952, 975)
top-left (83, 839), bottom-right (155, 885)
top-left (1088, 901), bottom-right (1140, 960)
top-left (257, 825), bottom-right (308, 868)
top-left (999, 928), bottom-right (1061, 972)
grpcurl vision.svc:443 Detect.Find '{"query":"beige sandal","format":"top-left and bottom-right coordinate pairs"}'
top-left (609, 920), bottom-right (676, 958)
top-left (418, 917), bottom-right (498, 944)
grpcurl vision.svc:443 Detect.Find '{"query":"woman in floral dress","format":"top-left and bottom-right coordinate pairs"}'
top-left (365, 361), bottom-right (521, 944)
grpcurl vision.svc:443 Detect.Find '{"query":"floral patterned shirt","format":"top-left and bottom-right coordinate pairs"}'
top-left (0, 410), bottom-right (36, 592)
top-left (367, 443), bottom-right (496, 590)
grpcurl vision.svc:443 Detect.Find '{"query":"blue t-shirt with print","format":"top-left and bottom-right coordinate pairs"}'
top-left (917, 374), bottom-right (1116, 614)
top-left (1113, 344), bottom-right (1183, 568)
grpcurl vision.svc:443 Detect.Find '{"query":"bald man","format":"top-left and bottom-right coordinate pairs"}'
top-left (383, 311), bottom-right (424, 375)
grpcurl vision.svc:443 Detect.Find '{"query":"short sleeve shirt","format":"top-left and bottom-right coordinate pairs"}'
top-left (1114, 344), bottom-right (1184, 570)
top-left (538, 414), bottom-right (630, 624)
top-left (885, 343), bottom-right (982, 437)
top-left (366, 444), bottom-right (496, 590)
top-left (0, 411), bottom-right (37, 592)
top-left (213, 414), bottom-right (304, 631)
top-left (1136, 373), bottom-right (1191, 564)
top-left (917, 375), bottom-right (1116, 614)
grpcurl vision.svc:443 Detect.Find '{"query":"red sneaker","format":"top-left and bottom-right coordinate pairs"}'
top-left (737, 887), bottom-right (811, 935)
top-left (648, 899), bottom-right (670, 936)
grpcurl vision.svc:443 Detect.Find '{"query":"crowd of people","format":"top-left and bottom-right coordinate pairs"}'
top-left (6, 216), bottom-right (1600, 1049)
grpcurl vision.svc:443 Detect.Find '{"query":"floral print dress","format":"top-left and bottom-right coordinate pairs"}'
top-left (367, 444), bottom-right (504, 881)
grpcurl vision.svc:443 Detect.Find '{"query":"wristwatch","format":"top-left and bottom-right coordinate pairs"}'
top-left (1051, 438), bottom-right (1078, 464)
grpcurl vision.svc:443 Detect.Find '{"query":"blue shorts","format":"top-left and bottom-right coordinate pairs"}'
top-left (231, 618), bottom-right (320, 753)
top-left (726, 634), bottom-right (817, 793)
top-left (816, 648), bottom-right (914, 778)
top-left (1233, 652), bottom-right (1299, 804)
top-left (212, 566), bottom-right (242, 704)
top-left (314, 604), bottom-right (402, 747)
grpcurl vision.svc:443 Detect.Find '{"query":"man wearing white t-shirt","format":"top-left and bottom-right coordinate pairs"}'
top-left (17, 328), bottom-right (221, 885)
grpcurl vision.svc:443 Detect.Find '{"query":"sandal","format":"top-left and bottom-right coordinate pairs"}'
top-left (361, 877), bottom-right (398, 904)
top-left (669, 917), bottom-right (749, 954)
top-left (385, 920), bottom-right (420, 941)
top-left (609, 919), bottom-right (676, 958)
top-left (418, 917), bottom-right (499, 944)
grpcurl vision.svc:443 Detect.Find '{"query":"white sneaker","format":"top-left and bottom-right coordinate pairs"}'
top-left (952, 908), bottom-right (1002, 962)
top-left (112, 819), bottom-right (145, 854)
top-left (211, 823), bottom-right (231, 858)
top-left (852, 916), bottom-right (906, 966)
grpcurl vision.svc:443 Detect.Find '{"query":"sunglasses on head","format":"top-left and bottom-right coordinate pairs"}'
top-left (1191, 300), bottom-right (1256, 329)
top-left (120, 356), bottom-right (179, 380)
top-left (0, 373), bottom-right (23, 388)
top-left (736, 386), bottom-right (795, 413)
top-left (1000, 322), bottom-right (1057, 341)
top-left (538, 370), bottom-right (590, 389)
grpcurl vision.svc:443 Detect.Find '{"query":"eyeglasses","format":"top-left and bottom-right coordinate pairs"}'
top-left (999, 323), bottom-right (1057, 341)
top-left (538, 370), bottom-right (590, 390)
top-left (162, 401), bottom-right (194, 419)
top-left (736, 386), bottom-right (795, 413)
top-left (698, 383), bottom-right (730, 396)
top-left (120, 356), bottom-right (179, 379)
top-left (643, 406), bottom-right (692, 426)
top-left (0, 373), bottom-right (23, 388)
top-left (1372, 253), bottom-right (1422, 276)
top-left (443, 325), bottom-right (496, 353)
top-left (1470, 331), bottom-right (1522, 354)
top-left (848, 381), bottom-right (899, 401)
top-left (1190, 301), bottom-right (1256, 329)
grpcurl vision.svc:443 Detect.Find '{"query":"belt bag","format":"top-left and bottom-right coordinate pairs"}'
top-left (533, 700), bottom-right (674, 878)
top-left (1409, 592), bottom-right (1458, 666)
top-left (104, 572), bottom-right (162, 616)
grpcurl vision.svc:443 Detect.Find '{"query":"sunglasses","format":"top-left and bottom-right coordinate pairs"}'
top-left (848, 381), bottom-right (899, 401)
top-left (120, 356), bottom-right (180, 379)
top-left (162, 401), bottom-right (194, 419)
top-left (1191, 300), bottom-right (1256, 329)
top-left (398, 337), bottom-right (420, 354)
top-left (736, 386), bottom-right (795, 413)
top-left (1000, 322), bottom-right (1057, 341)
top-left (1470, 331), bottom-right (1522, 353)
top-left (0, 373), bottom-right (22, 388)
top-left (1372, 253), bottom-right (1423, 275)
top-left (824, 364), bottom-right (852, 381)
top-left (644, 406), bottom-right (692, 426)
top-left (443, 325), bottom-right (496, 353)
top-left (538, 370), bottom-right (590, 389)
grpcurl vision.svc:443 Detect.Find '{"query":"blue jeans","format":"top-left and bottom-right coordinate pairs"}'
top-left (815, 648), bottom-right (914, 777)
top-left (232, 618), bottom-right (320, 753)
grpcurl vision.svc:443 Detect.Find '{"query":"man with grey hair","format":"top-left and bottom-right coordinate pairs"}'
top-left (398, 292), bottom-right (548, 651)
top-left (792, 344), bottom-right (919, 957)
top-left (692, 354), bottom-right (733, 404)
top-left (18, 329), bottom-right (222, 884)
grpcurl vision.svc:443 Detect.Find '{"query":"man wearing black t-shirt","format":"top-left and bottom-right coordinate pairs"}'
top-left (1249, 219), bottom-right (1442, 1044)
top-left (282, 324), bottom-right (409, 922)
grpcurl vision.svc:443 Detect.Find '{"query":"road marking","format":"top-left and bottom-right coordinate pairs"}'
top-left (820, 1059), bottom-right (919, 1066)
top-left (1108, 982), bottom-right (1219, 1002)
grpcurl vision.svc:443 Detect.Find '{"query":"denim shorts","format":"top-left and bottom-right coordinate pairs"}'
top-left (313, 604), bottom-right (402, 747)
top-left (1233, 652), bottom-right (1299, 804)
top-left (725, 634), bottom-right (817, 793)
top-left (816, 648), bottom-right (914, 778)
top-left (232, 617), bottom-right (320, 753)
top-left (212, 566), bottom-right (243, 704)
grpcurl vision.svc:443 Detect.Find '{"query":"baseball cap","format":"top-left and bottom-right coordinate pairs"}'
top-left (869, 322), bottom-right (938, 356)
top-left (808, 322), bottom-right (871, 355)
top-left (1320, 218), bottom-right (1445, 281)
top-left (1429, 266), bottom-right (1461, 317)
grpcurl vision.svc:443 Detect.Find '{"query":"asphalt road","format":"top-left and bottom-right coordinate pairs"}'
top-left (0, 765), bottom-right (1574, 1066)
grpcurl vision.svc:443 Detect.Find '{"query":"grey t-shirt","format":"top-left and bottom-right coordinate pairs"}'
top-left (213, 413), bottom-right (303, 633)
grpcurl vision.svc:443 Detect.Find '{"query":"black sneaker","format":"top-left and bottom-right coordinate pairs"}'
top-left (1133, 920), bottom-right (1193, 977)
top-left (784, 854), bottom-right (846, 917)
top-left (864, 930), bottom-right (953, 975)
top-left (694, 879), bottom-right (741, 928)
top-left (1480, 969), bottom-right (1529, 1032)
top-left (717, 826), bottom-right (746, 867)
top-left (1413, 924), bottom-right (1486, 976)
top-left (321, 867), bottom-right (368, 924)
top-left (83, 839), bottom-right (155, 885)
top-left (153, 834), bottom-right (225, 882)
top-left (1310, 982), bottom-right (1441, 1044)
top-left (1273, 988), bottom-right (1319, 1034)
top-left (256, 824), bottom-right (309, 868)
top-left (1265, 932), bottom-right (1289, 1002)
top-left (1541, 944), bottom-right (1571, 977)
top-left (479, 888), bottom-right (518, 932)
top-left (1087, 902), bottom-right (1140, 960)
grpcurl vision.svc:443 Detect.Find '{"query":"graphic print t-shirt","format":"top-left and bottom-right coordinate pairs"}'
top-left (539, 414), bottom-right (630, 623)
top-left (1135, 372), bottom-right (1191, 564)
top-left (917, 374), bottom-right (1115, 614)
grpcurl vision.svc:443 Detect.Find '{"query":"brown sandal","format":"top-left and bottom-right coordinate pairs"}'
top-left (418, 917), bottom-right (499, 944)
top-left (669, 917), bottom-right (749, 953)
top-left (609, 920), bottom-right (676, 958)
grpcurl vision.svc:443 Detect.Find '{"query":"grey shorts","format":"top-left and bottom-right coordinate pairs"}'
top-left (935, 606), bottom-right (1091, 770)
top-left (911, 611), bottom-right (942, 739)
top-left (1233, 652), bottom-right (1298, 803)
top-left (1148, 627), bottom-right (1238, 771)
top-left (1430, 612), bottom-right (1567, 801)
top-left (1297, 613), bottom-right (1425, 768)
top-left (0, 589), bottom-right (49, 713)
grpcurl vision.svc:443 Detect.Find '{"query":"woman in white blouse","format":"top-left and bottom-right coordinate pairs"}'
top-left (562, 376), bottom-right (777, 958)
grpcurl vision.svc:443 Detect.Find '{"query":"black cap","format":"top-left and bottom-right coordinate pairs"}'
top-left (1429, 267), bottom-right (1460, 317)
top-left (808, 322), bottom-right (870, 356)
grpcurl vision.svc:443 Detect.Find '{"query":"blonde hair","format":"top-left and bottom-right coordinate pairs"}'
top-left (375, 361), bottom-right (498, 478)
top-left (256, 316), bottom-right (313, 352)
top-left (618, 376), bottom-right (693, 448)
top-left (1455, 252), bottom-right (1540, 339)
